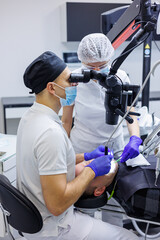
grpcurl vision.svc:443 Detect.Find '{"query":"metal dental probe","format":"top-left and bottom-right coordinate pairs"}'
top-left (154, 146), bottom-right (160, 186)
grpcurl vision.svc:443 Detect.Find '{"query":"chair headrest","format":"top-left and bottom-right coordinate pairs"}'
top-left (74, 192), bottom-right (108, 209)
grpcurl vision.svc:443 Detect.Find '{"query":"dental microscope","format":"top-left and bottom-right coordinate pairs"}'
top-left (69, 0), bottom-right (160, 178)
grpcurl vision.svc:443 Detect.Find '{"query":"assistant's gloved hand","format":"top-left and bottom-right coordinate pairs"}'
top-left (120, 135), bottom-right (142, 163)
top-left (84, 145), bottom-right (106, 161)
top-left (85, 155), bottom-right (112, 177)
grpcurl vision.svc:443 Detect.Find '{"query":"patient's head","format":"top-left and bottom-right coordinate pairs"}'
top-left (75, 160), bottom-right (118, 197)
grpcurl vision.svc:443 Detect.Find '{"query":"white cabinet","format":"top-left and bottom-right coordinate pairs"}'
top-left (0, 134), bottom-right (16, 185)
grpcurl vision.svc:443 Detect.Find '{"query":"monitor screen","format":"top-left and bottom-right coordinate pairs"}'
top-left (66, 2), bottom-right (128, 41)
top-left (66, 2), bottom-right (160, 42)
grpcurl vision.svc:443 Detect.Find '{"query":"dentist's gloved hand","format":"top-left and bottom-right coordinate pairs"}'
top-left (85, 154), bottom-right (112, 177)
top-left (84, 145), bottom-right (106, 161)
top-left (120, 135), bottom-right (142, 163)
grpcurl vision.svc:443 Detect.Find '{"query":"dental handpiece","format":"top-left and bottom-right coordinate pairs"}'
top-left (154, 146), bottom-right (160, 186)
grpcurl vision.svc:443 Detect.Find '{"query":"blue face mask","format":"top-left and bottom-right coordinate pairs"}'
top-left (53, 83), bottom-right (77, 107)
top-left (60, 86), bottom-right (77, 107)
top-left (99, 66), bottom-right (110, 74)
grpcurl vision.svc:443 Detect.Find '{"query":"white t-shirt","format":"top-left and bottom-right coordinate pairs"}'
top-left (70, 67), bottom-right (130, 154)
top-left (16, 102), bottom-right (75, 238)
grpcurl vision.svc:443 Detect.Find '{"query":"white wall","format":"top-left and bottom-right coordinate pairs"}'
top-left (0, 0), bottom-right (160, 98)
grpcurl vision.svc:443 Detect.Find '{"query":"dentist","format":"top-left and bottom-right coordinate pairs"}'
top-left (16, 51), bottom-right (138, 240)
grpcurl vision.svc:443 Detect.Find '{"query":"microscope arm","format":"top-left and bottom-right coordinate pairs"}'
top-left (109, 21), bottom-right (155, 76)
top-left (106, 0), bottom-right (158, 75)
top-left (106, 0), bottom-right (141, 49)
top-left (106, 0), bottom-right (159, 49)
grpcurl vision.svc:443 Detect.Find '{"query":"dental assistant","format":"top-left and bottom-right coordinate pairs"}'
top-left (16, 51), bottom-right (138, 240)
top-left (62, 33), bottom-right (142, 162)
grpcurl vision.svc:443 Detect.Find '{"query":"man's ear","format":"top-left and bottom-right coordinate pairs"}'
top-left (46, 82), bottom-right (55, 94)
top-left (94, 186), bottom-right (106, 197)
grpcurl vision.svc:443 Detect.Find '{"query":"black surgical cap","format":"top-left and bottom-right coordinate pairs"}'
top-left (23, 51), bottom-right (67, 94)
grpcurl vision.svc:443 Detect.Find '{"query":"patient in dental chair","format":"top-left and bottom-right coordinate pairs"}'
top-left (75, 155), bottom-right (160, 223)
top-left (75, 159), bottom-right (118, 197)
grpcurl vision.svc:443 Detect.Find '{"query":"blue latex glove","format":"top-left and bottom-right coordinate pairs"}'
top-left (120, 135), bottom-right (142, 163)
top-left (85, 155), bottom-right (112, 177)
top-left (84, 145), bottom-right (108, 161)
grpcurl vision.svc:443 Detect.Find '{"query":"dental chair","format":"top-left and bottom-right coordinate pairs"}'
top-left (75, 192), bottom-right (108, 209)
top-left (74, 192), bottom-right (108, 219)
top-left (117, 187), bottom-right (160, 239)
top-left (106, 155), bottom-right (160, 239)
top-left (0, 174), bottom-right (43, 240)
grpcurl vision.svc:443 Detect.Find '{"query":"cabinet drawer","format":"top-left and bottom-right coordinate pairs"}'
top-left (1, 154), bottom-right (16, 172)
top-left (5, 107), bottom-right (29, 119)
top-left (3, 167), bottom-right (16, 183)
